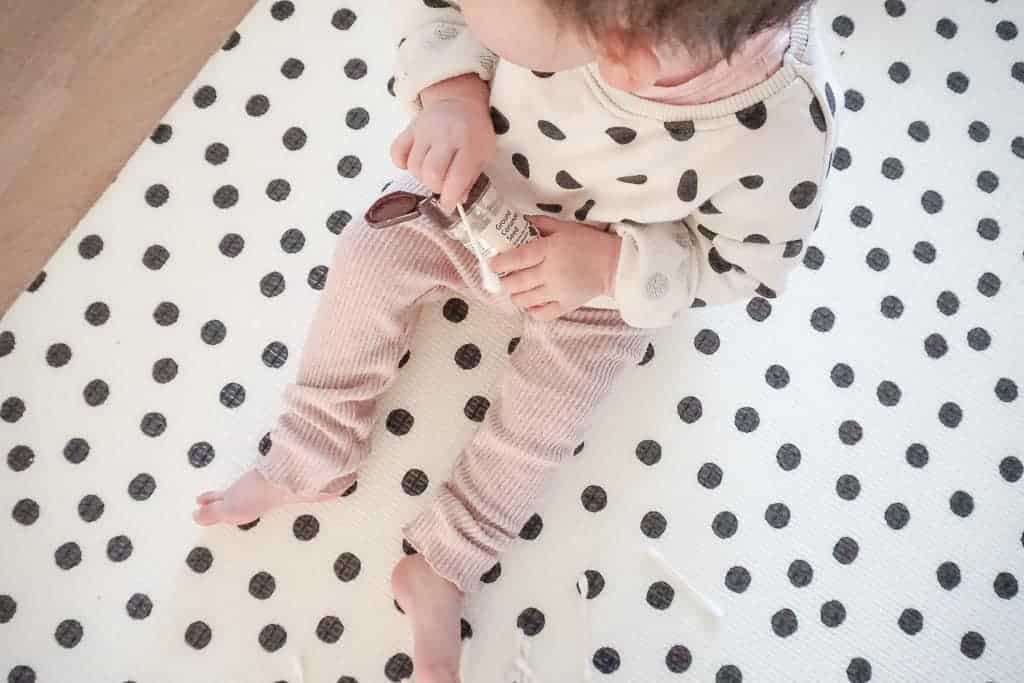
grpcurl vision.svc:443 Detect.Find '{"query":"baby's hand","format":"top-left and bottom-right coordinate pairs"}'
top-left (391, 74), bottom-right (495, 213)
top-left (490, 216), bottom-right (622, 322)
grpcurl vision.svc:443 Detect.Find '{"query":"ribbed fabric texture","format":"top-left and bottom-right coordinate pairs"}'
top-left (258, 175), bottom-right (650, 592)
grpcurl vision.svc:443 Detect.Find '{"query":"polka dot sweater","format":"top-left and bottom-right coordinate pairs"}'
top-left (395, 4), bottom-right (838, 327)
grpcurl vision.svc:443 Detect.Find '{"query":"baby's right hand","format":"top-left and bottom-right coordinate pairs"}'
top-left (391, 74), bottom-right (496, 213)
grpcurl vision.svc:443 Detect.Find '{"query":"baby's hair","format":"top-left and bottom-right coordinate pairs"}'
top-left (543, 0), bottom-right (811, 60)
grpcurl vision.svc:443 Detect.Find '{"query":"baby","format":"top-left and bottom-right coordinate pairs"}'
top-left (194, 0), bottom-right (835, 680)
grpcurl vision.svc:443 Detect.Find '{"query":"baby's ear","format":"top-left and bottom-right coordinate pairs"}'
top-left (594, 29), bottom-right (661, 91)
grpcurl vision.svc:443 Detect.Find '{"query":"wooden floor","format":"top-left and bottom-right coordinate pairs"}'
top-left (0, 0), bottom-right (257, 316)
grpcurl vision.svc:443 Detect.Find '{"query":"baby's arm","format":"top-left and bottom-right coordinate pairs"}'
top-left (390, 2), bottom-right (499, 211)
top-left (611, 176), bottom-right (825, 328)
top-left (391, 1), bottom-right (498, 112)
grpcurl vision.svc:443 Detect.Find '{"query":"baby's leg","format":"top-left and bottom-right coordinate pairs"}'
top-left (195, 175), bottom-right (474, 526)
top-left (394, 309), bottom-right (650, 681)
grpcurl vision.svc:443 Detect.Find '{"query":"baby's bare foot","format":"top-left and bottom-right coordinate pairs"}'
top-left (392, 554), bottom-right (464, 683)
top-left (192, 469), bottom-right (347, 526)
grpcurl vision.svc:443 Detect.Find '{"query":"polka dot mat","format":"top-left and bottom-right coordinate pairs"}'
top-left (1, 0), bottom-right (1022, 681)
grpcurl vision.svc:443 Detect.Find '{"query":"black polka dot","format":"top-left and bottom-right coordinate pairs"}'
top-left (765, 503), bottom-right (790, 529)
top-left (698, 462), bottom-right (723, 488)
top-left (219, 382), bottom-right (246, 408)
top-left (193, 84), bottom-right (217, 108)
top-left (0, 595), bottom-right (16, 624)
top-left (777, 443), bottom-right (801, 471)
top-left (994, 572), bottom-right (1018, 599)
top-left (574, 199), bottom-right (596, 221)
top-left (316, 616), bottom-right (344, 644)
top-left (1013, 61), bottom-right (1024, 84)
top-left (6, 445), bottom-right (33, 473)
top-left (245, 94), bottom-right (271, 116)
top-left (537, 120), bottom-right (566, 140)
top-left (847, 658), bottom-right (872, 682)
top-left (881, 157), bottom-right (904, 180)
top-left (939, 401), bottom-right (963, 428)
top-left (664, 120), bottom-right (696, 141)
top-left (832, 15), bottom-right (855, 36)
top-left (836, 474), bottom-right (861, 501)
top-left (384, 652), bottom-right (413, 681)
top-left (908, 120), bottom-right (930, 142)
top-left (735, 406), bottom-right (760, 433)
top-left (961, 631), bottom-right (985, 659)
top-left (1000, 455), bottom-right (1023, 483)
top-left (833, 146), bottom-right (852, 170)
top-left (606, 126), bottom-right (637, 144)
top-left (821, 600), bottom-right (846, 627)
top-left (677, 396), bottom-right (702, 423)
top-left (885, 502), bottom-right (910, 529)
top-left (735, 102), bottom-right (768, 129)
top-left (479, 563), bottom-right (501, 584)
top-left (789, 181), bottom-right (818, 209)
top-left (249, 571), bottom-right (276, 599)
top-left (839, 419), bottom-right (862, 445)
top-left (386, 408), bottom-right (414, 435)
top-left (555, 170), bottom-right (582, 190)
top-left (646, 581), bottom-right (675, 610)
top-left (0, 330), bottom-right (14, 357)
top-left (707, 247), bottom-right (733, 274)
top-left (63, 438), bottom-right (90, 464)
top-left (107, 534), bottom-right (133, 562)
top-left (717, 665), bottom-right (743, 683)
top-left (592, 647), bottom-right (620, 674)
top-left (186, 547), bottom-right (213, 573)
top-left (259, 623), bottom-right (287, 652)
top-left (788, 559), bottom-right (813, 587)
top-left (55, 541), bottom-right (81, 569)
top-left (977, 170), bottom-right (999, 193)
top-left (936, 17), bottom-right (957, 38)
top-left (55, 619), bottom-right (83, 648)
top-left (307, 265), bottom-right (329, 291)
top-left (810, 97), bottom-right (827, 132)
top-left (489, 107), bottom-right (510, 134)
top-left (76, 494), bottom-right (104, 523)
top-left (693, 329), bottom-right (720, 355)
top-left (519, 513), bottom-right (543, 540)
top-left (968, 327), bottom-right (991, 351)
top-left (885, 0), bottom-right (906, 17)
top-left (811, 306), bottom-right (835, 332)
top-left (844, 88), bottom-right (865, 111)
top-left (725, 565), bottom-right (751, 593)
top-left (977, 217), bottom-right (1000, 241)
top-left (889, 61), bottom-right (911, 83)
top-left (968, 120), bottom-right (990, 143)
top-left (881, 295), bottom-right (904, 319)
top-left (949, 490), bottom-right (974, 517)
top-left (337, 155), bottom-right (362, 178)
top-left (185, 621), bottom-right (212, 649)
top-left (947, 71), bottom-right (970, 93)
top-left (281, 57), bottom-right (305, 78)
top-left (578, 569), bottom-right (605, 599)
top-left (913, 240), bottom-right (936, 264)
top-left (924, 333), bottom-right (948, 359)
top-left (581, 485), bottom-right (607, 512)
top-left (636, 439), bottom-right (662, 466)
top-left (937, 561), bottom-right (961, 589)
top-left (747, 297), bottom-right (772, 321)
top-left (331, 8), bottom-right (357, 29)
top-left (128, 472), bottom-right (156, 500)
top-left (833, 536), bottom-right (859, 564)
top-left (712, 511), bottom-right (738, 538)
top-left (333, 552), bottom-right (361, 582)
top-left (641, 510), bottom-right (667, 538)
top-left (876, 380), bottom-right (901, 406)
top-left (443, 297), bottom-right (468, 322)
top-left (26, 270), bottom-right (46, 292)
top-left (898, 608), bottom-right (923, 635)
top-left (772, 608), bottom-right (798, 637)
top-left (12, 498), bottom-right (39, 525)
top-left (401, 468), bottom-right (429, 496)
top-left (665, 645), bottom-right (692, 672)
top-left (511, 153), bottom-right (530, 178)
top-left (739, 175), bottom-right (764, 189)
top-left (126, 592), bottom-right (153, 620)
top-left (517, 607), bottom-right (545, 635)
top-left (464, 395), bottom-right (490, 422)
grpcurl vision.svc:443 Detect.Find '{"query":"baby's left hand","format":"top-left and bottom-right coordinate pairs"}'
top-left (489, 216), bottom-right (621, 321)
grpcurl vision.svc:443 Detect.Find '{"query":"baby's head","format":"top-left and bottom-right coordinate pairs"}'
top-left (459, 0), bottom-right (808, 90)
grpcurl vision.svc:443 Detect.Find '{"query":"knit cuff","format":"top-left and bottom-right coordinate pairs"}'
top-left (402, 485), bottom-right (500, 594)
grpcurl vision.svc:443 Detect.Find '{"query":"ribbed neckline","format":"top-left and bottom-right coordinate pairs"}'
top-left (583, 6), bottom-right (812, 123)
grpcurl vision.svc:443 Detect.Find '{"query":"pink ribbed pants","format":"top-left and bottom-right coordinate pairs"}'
top-left (257, 175), bottom-right (650, 592)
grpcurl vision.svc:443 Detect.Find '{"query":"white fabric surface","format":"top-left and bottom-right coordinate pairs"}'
top-left (2, 1), bottom-right (1022, 682)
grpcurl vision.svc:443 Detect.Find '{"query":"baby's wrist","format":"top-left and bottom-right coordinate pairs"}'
top-left (420, 73), bottom-right (490, 109)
